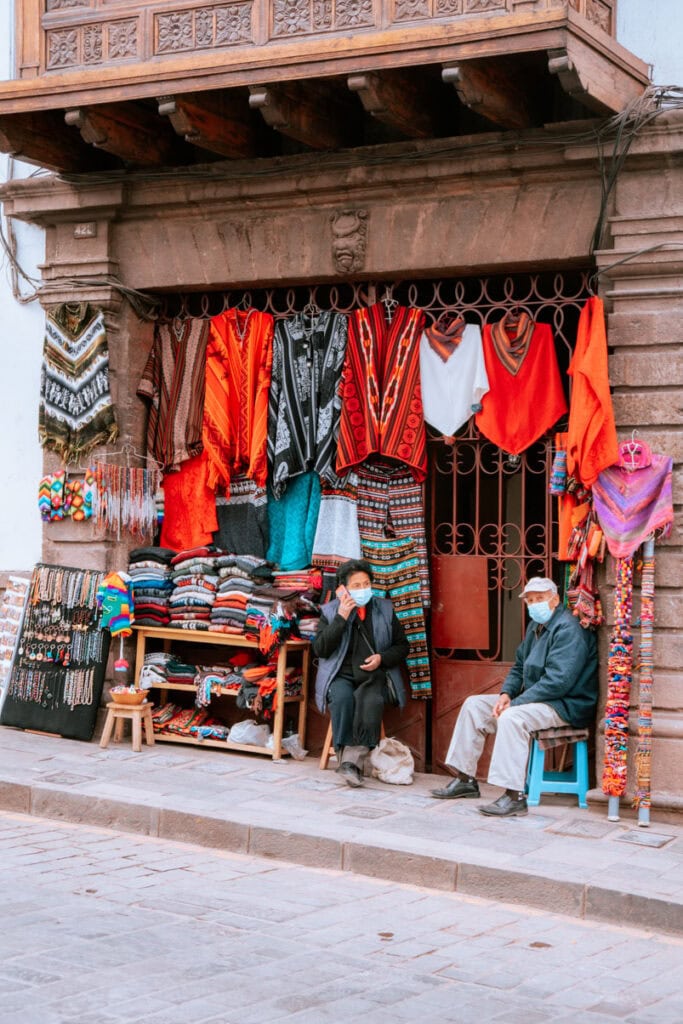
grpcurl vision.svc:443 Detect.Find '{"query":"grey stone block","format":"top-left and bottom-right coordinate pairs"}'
top-left (585, 885), bottom-right (683, 935)
top-left (248, 826), bottom-right (342, 869)
top-left (456, 863), bottom-right (584, 916)
top-left (0, 780), bottom-right (31, 813)
top-left (342, 842), bottom-right (457, 890)
top-left (29, 787), bottom-right (158, 836)
top-left (158, 809), bottom-right (249, 852)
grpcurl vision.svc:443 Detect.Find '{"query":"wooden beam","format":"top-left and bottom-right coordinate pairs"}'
top-left (64, 102), bottom-right (184, 167)
top-left (248, 81), bottom-right (355, 150)
top-left (0, 110), bottom-right (115, 173)
top-left (347, 70), bottom-right (438, 139)
top-left (547, 40), bottom-right (632, 115)
top-left (442, 60), bottom-right (535, 130)
top-left (157, 90), bottom-right (256, 159)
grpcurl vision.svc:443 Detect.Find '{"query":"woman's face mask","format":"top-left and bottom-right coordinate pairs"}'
top-left (351, 587), bottom-right (373, 607)
top-left (527, 600), bottom-right (554, 625)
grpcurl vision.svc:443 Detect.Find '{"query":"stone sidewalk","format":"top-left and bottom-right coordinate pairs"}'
top-left (0, 724), bottom-right (681, 935)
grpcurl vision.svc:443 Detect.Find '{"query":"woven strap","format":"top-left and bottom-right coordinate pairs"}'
top-left (532, 726), bottom-right (589, 751)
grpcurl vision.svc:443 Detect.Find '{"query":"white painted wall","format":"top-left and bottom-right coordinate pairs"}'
top-left (0, 0), bottom-right (44, 571)
top-left (617, 0), bottom-right (683, 84)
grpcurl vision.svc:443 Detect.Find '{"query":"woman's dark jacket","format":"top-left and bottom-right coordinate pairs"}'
top-left (313, 596), bottom-right (409, 712)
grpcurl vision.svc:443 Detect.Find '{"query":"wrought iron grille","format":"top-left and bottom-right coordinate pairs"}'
top-left (161, 270), bottom-right (592, 662)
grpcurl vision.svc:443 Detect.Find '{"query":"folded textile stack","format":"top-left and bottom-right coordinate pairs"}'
top-left (210, 554), bottom-right (274, 634)
top-left (195, 664), bottom-right (244, 707)
top-left (165, 658), bottom-right (197, 684)
top-left (168, 546), bottom-right (218, 629)
top-left (128, 546), bottom-right (175, 626)
top-left (138, 651), bottom-right (174, 689)
top-left (272, 569), bottom-right (323, 595)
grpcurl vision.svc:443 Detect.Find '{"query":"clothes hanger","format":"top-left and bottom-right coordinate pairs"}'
top-left (618, 430), bottom-right (651, 473)
top-left (381, 285), bottom-right (398, 322)
top-left (92, 443), bottom-right (162, 469)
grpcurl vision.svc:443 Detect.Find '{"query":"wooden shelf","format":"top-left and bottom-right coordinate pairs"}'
top-left (133, 625), bottom-right (310, 760)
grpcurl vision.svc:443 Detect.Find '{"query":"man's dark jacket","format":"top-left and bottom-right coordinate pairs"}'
top-left (500, 606), bottom-right (598, 728)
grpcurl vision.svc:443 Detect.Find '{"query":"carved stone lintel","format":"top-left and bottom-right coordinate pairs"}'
top-left (331, 209), bottom-right (368, 274)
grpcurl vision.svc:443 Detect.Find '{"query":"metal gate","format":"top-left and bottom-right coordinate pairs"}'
top-left (161, 269), bottom-right (591, 770)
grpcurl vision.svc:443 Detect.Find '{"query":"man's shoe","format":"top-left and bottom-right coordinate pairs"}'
top-left (430, 777), bottom-right (480, 800)
top-left (339, 761), bottom-right (363, 788)
top-left (478, 793), bottom-right (528, 817)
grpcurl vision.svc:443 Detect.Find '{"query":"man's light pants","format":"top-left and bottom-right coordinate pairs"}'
top-left (444, 694), bottom-right (567, 792)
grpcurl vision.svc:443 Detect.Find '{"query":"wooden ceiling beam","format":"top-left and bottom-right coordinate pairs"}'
top-left (347, 70), bottom-right (438, 139)
top-left (64, 102), bottom-right (184, 167)
top-left (547, 45), bottom-right (616, 115)
top-left (157, 90), bottom-right (256, 159)
top-left (442, 60), bottom-right (535, 130)
top-left (0, 110), bottom-right (115, 173)
top-left (248, 81), bottom-right (354, 150)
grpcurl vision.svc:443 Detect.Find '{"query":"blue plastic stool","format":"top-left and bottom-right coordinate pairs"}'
top-left (526, 736), bottom-right (589, 808)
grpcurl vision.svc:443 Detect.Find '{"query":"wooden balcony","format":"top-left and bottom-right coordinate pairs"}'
top-left (0, 0), bottom-right (648, 173)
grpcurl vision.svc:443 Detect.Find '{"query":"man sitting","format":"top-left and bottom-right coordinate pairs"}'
top-left (431, 577), bottom-right (598, 817)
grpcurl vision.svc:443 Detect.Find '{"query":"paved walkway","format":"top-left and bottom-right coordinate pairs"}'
top-left (0, 725), bottom-right (681, 935)
top-left (1, 811), bottom-right (683, 1024)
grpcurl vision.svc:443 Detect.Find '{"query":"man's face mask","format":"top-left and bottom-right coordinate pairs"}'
top-left (351, 587), bottom-right (373, 607)
top-left (527, 600), bottom-right (553, 625)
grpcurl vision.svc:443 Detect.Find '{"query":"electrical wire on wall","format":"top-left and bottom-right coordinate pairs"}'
top-left (0, 157), bottom-right (43, 304)
top-left (1, 86), bottom-right (682, 311)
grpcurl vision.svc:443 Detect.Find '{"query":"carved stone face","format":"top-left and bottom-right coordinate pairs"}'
top-left (330, 209), bottom-right (368, 273)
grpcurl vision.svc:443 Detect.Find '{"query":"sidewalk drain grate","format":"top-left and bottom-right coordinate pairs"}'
top-left (38, 772), bottom-right (95, 786)
top-left (614, 830), bottom-right (675, 849)
top-left (546, 818), bottom-right (618, 839)
top-left (337, 806), bottom-right (394, 819)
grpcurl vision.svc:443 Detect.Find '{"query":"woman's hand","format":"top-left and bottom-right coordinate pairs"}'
top-left (493, 693), bottom-right (511, 717)
top-left (336, 586), bottom-right (357, 620)
top-left (360, 653), bottom-right (382, 673)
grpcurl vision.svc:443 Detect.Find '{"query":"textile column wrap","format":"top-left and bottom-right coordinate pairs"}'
top-left (634, 541), bottom-right (655, 810)
top-left (602, 557), bottom-right (633, 798)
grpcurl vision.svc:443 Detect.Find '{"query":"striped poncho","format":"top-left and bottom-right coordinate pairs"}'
top-left (39, 302), bottom-right (118, 462)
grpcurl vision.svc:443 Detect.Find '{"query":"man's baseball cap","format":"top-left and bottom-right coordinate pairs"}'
top-left (519, 577), bottom-right (558, 598)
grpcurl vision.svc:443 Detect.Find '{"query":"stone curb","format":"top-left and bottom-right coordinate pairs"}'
top-left (2, 779), bottom-right (681, 936)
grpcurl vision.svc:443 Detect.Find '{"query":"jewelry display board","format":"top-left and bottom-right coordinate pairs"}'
top-left (1, 564), bottom-right (110, 741)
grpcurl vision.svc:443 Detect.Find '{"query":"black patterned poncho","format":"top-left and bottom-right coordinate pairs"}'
top-left (267, 310), bottom-right (348, 499)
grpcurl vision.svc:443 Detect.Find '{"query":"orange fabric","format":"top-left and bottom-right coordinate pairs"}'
top-left (204, 309), bottom-right (274, 493)
top-left (160, 452), bottom-right (218, 551)
top-left (475, 320), bottom-right (567, 455)
top-left (566, 297), bottom-right (618, 488)
top-left (356, 606), bottom-right (367, 621)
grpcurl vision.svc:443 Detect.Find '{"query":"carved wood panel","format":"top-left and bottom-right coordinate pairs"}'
top-left (37, 0), bottom-right (615, 75)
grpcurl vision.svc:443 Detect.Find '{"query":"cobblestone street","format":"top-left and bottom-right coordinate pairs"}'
top-left (0, 810), bottom-right (681, 1024)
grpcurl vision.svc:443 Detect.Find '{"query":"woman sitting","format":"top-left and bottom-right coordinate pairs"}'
top-left (313, 558), bottom-right (409, 787)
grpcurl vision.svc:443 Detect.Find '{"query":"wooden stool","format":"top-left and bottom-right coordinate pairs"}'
top-left (100, 702), bottom-right (155, 753)
top-left (526, 726), bottom-right (589, 808)
top-left (319, 720), bottom-right (386, 770)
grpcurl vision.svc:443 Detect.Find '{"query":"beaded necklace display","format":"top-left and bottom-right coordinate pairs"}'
top-left (9, 564), bottom-right (106, 712)
top-left (93, 462), bottom-right (161, 541)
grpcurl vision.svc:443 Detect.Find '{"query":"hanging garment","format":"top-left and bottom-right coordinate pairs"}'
top-left (40, 302), bottom-right (119, 462)
top-left (204, 308), bottom-right (274, 493)
top-left (214, 476), bottom-right (269, 558)
top-left (592, 449), bottom-right (674, 559)
top-left (137, 318), bottom-right (208, 472)
top-left (356, 459), bottom-right (430, 608)
top-left (268, 310), bottom-right (348, 498)
top-left (160, 452), bottom-right (218, 552)
top-left (419, 318), bottom-right (489, 435)
top-left (361, 536), bottom-right (431, 699)
top-left (475, 313), bottom-right (567, 455)
top-left (267, 471), bottom-right (321, 571)
top-left (336, 303), bottom-right (426, 481)
top-left (311, 474), bottom-right (362, 569)
top-left (566, 297), bottom-right (619, 488)
top-left (96, 573), bottom-right (134, 637)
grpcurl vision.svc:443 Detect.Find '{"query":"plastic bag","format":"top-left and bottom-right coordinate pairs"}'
top-left (282, 733), bottom-right (308, 760)
top-left (229, 719), bottom-right (271, 746)
top-left (369, 737), bottom-right (414, 785)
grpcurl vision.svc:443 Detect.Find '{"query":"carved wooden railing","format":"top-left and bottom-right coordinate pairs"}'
top-left (18, 0), bottom-right (616, 77)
